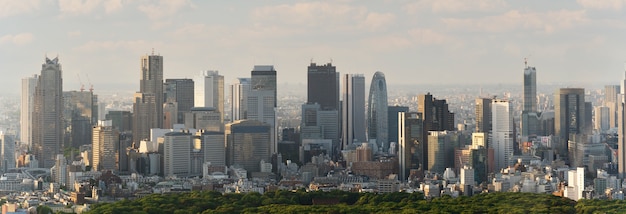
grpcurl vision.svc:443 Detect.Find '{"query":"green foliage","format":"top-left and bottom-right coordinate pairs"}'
top-left (83, 190), bottom-right (626, 214)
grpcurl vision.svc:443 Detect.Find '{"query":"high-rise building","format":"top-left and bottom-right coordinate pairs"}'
top-left (398, 112), bottom-right (423, 181)
top-left (92, 120), bottom-right (119, 171)
top-left (618, 71), bottom-right (626, 178)
top-left (194, 71), bottom-right (224, 122)
top-left (427, 131), bottom-right (455, 174)
top-left (388, 106), bottom-right (409, 147)
top-left (367, 71), bottom-right (389, 152)
top-left (164, 79), bottom-right (194, 124)
top-left (0, 133), bottom-right (16, 171)
top-left (230, 78), bottom-right (250, 121)
top-left (105, 111), bottom-right (132, 133)
top-left (417, 93), bottom-right (454, 170)
top-left (522, 62), bottom-right (540, 139)
top-left (163, 131), bottom-right (192, 177)
top-left (63, 91), bottom-right (98, 148)
top-left (133, 53), bottom-right (164, 144)
top-left (491, 99), bottom-right (514, 171)
top-left (307, 62), bottom-right (340, 111)
top-left (197, 130), bottom-right (225, 167)
top-left (32, 57), bottom-right (63, 168)
top-left (20, 74), bottom-right (38, 147)
top-left (226, 120), bottom-right (271, 173)
top-left (248, 66), bottom-right (277, 155)
top-left (300, 103), bottom-right (339, 154)
top-left (475, 98), bottom-right (492, 133)
top-left (555, 88), bottom-right (586, 160)
top-left (342, 74), bottom-right (366, 150)
top-left (605, 85), bottom-right (620, 129)
top-left (184, 107), bottom-right (223, 132)
top-left (595, 106), bottom-right (610, 132)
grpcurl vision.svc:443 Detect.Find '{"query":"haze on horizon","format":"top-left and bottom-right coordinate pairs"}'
top-left (2, 0), bottom-right (626, 95)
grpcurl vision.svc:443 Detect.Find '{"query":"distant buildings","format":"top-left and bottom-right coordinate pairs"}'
top-left (133, 53), bottom-right (164, 144)
top-left (226, 120), bottom-right (272, 173)
top-left (92, 120), bottom-right (119, 171)
top-left (32, 57), bottom-right (63, 168)
top-left (230, 78), bottom-right (250, 122)
top-left (194, 70), bottom-right (224, 123)
top-left (367, 71), bottom-right (389, 152)
top-left (398, 111), bottom-right (423, 181)
top-left (63, 90), bottom-right (98, 148)
top-left (342, 74), bottom-right (366, 150)
top-left (555, 88), bottom-right (586, 161)
top-left (164, 78), bottom-right (194, 124)
top-left (20, 74), bottom-right (38, 148)
top-left (417, 93), bottom-right (454, 171)
top-left (491, 99), bottom-right (513, 171)
top-left (248, 66), bottom-right (277, 155)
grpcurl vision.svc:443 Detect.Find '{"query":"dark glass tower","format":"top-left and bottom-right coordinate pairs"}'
top-left (307, 62), bottom-right (339, 111)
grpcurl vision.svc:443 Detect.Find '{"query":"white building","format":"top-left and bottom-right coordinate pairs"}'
top-left (460, 165), bottom-right (474, 186)
top-left (20, 74), bottom-right (38, 147)
top-left (163, 132), bottom-right (192, 177)
top-left (491, 99), bottom-right (514, 171)
top-left (230, 78), bottom-right (250, 122)
top-left (194, 70), bottom-right (224, 121)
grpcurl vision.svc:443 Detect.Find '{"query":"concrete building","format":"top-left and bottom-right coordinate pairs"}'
top-left (491, 99), bottom-right (514, 171)
top-left (163, 131), bottom-right (192, 177)
top-left (197, 130), bottom-right (225, 167)
top-left (194, 70), bottom-right (224, 123)
top-left (342, 74), bottom-right (366, 150)
top-left (555, 88), bottom-right (586, 161)
top-left (248, 66), bottom-right (277, 156)
top-left (32, 57), bottom-right (63, 168)
top-left (230, 78), bottom-right (250, 122)
top-left (367, 71), bottom-right (389, 152)
top-left (133, 53), bottom-right (164, 144)
top-left (92, 120), bottom-right (119, 171)
top-left (20, 74), bottom-right (38, 148)
top-left (595, 106), bottom-right (610, 132)
top-left (184, 107), bottom-right (223, 132)
top-left (164, 78), bottom-right (194, 124)
top-left (300, 103), bottom-right (339, 156)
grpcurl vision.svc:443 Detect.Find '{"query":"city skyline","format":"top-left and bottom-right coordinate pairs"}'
top-left (3, 1), bottom-right (626, 94)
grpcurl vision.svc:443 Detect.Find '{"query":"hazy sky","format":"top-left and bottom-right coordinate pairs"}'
top-left (2, 0), bottom-right (626, 94)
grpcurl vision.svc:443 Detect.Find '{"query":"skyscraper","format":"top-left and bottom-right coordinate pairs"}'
top-left (555, 88), bottom-right (586, 161)
top-left (63, 90), bottom-right (98, 148)
top-left (194, 70), bottom-right (224, 122)
top-left (248, 66), bottom-right (277, 155)
top-left (307, 62), bottom-right (339, 111)
top-left (521, 62), bottom-right (539, 138)
top-left (230, 78), bottom-right (250, 121)
top-left (475, 98), bottom-right (492, 133)
top-left (605, 85), bottom-right (620, 129)
top-left (0, 133), bottom-right (16, 171)
top-left (92, 120), bottom-right (119, 171)
top-left (132, 53), bottom-right (163, 144)
top-left (32, 57), bottom-right (63, 168)
top-left (417, 93), bottom-right (454, 170)
top-left (342, 74), bottom-right (366, 150)
top-left (618, 71), bottom-right (626, 178)
top-left (398, 111), bottom-right (423, 181)
top-left (20, 74), bottom-right (38, 148)
top-left (491, 99), bottom-right (514, 171)
top-left (226, 120), bottom-right (271, 173)
top-left (367, 71), bottom-right (389, 152)
top-left (163, 132), bottom-right (192, 177)
top-left (164, 78), bottom-right (194, 123)
top-left (387, 106), bottom-right (409, 147)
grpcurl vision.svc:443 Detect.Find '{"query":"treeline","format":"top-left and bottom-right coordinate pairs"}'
top-left (85, 190), bottom-right (626, 214)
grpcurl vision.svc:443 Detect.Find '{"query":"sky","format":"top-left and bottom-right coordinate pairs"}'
top-left (2, 0), bottom-right (626, 95)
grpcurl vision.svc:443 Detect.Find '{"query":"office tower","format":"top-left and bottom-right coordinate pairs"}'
top-left (226, 120), bottom-right (271, 173)
top-left (20, 74), bottom-right (38, 147)
top-left (0, 133), bottom-right (16, 171)
top-left (417, 93), bottom-right (454, 170)
top-left (163, 132), bottom-right (192, 177)
top-left (475, 98), bottom-right (492, 133)
top-left (491, 99), bottom-right (514, 171)
top-left (52, 154), bottom-right (67, 184)
top-left (92, 120), bottom-right (119, 171)
top-left (342, 74), bottom-right (366, 150)
top-left (555, 88), bottom-right (586, 160)
top-left (248, 66), bottom-right (277, 155)
top-left (63, 91), bottom-right (98, 148)
top-left (230, 78), bottom-right (250, 121)
top-left (163, 102), bottom-right (177, 129)
top-left (565, 167), bottom-right (585, 201)
top-left (618, 71), bottom-right (626, 178)
top-left (427, 131), bottom-right (455, 174)
top-left (194, 71), bottom-right (224, 122)
top-left (398, 112), bottom-right (423, 182)
top-left (105, 111), bottom-right (132, 133)
top-left (164, 79), bottom-right (194, 124)
top-left (307, 62), bottom-right (340, 111)
top-left (133, 53), bottom-right (164, 144)
top-left (300, 103), bottom-right (339, 156)
top-left (522, 62), bottom-right (540, 138)
top-left (568, 134), bottom-right (604, 168)
top-left (595, 106), bottom-right (610, 132)
top-left (388, 106), bottom-right (409, 147)
top-left (605, 85), bottom-right (620, 129)
top-left (184, 107), bottom-right (223, 132)
top-left (32, 57), bottom-right (63, 168)
top-left (197, 130), bottom-right (225, 166)
top-left (367, 71), bottom-right (389, 152)
top-left (585, 102), bottom-right (593, 133)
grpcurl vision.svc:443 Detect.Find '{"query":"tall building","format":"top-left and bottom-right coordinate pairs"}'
top-left (20, 74), bottom-right (38, 147)
top-left (164, 79), bottom-right (194, 124)
top-left (618, 71), bottom-right (626, 178)
top-left (417, 93), bottom-right (454, 170)
top-left (491, 99), bottom-right (514, 171)
top-left (133, 53), bottom-right (164, 144)
top-left (398, 112), bottom-right (423, 181)
top-left (0, 133), bottom-right (16, 171)
top-left (605, 85), bottom-right (620, 129)
top-left (427, 131), bottom-right (455, 174)
top-left (475, 98), bottom-right (492, 133)
top-left (197, 130), bottom-right (225, 167)
top-left (226, 120), bottom-right (271, 173)
top-left (194, 70), bottom-right (224, 122)
top-left (63, 91), bottom-right (98, 148)
top-left (248, 66), bottom-right (277, 155)
top-left (184, 107), bottom-right (223, 132)
top-left (555, 88), bottom-right (586, 160)
top-left (163, 132), bottom-right (192, 177)
top-left (342, 74), bottom-right (366, 150)
top-left (230, 78), bottom-right (250, 121)
top-left (367, 71), bottom-right (389, 152)
top-left (307, 62), bottom-right (340, 111)
top-left (300, 103), bottom-right (339, 154)
top-left (595, 106), bottom-right (610, 132)
top-left (32, 57), bottom-right (63, 168)
top-left (92, 120), bottom-right (119, 171)
top-left (105, 111), bottom-right (132, 133)
top-left (521, 62), bottom-right (540, 138)
top-left (387, 106), bottom-right (409, 147)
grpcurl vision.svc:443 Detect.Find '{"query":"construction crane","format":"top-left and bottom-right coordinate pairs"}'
top-left (77, 74), bottom-right (85, 92)
top-left (86, 74), bottom-right (93, 92)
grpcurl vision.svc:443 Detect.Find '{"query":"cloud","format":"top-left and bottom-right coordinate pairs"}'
top-left (406, 0), bottom-right (507, 14)
top-left (67, 30), bottom-right (82, 38)
top-left (361, 12), bottom-right (396, 31)
top-left (442, 10), bottom-right (588, 34)
top-left (0, 33), bottom-right (34, 45)
top-left (577, 0), bottom-right (626, 10)
top-left (0, 0), bottom-right (40, 18)
top-left (138, 0), bottom-right (194, 20)
top-left (58, 0), bottom-right (101, 15)
top-left (103, 0), bottom-right (123, 14)
top-left (74, 40), bottom-right (163, 52)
